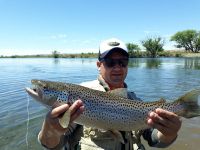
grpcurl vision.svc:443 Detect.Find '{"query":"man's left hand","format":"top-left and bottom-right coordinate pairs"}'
top-left (147, 108), bottom-right (182, 144)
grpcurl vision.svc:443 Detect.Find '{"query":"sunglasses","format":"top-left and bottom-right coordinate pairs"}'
top-left (101, 58), bottom-right (129, 68)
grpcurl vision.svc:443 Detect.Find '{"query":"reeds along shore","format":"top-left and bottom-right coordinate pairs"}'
top-left (1, 51), bottom-right (200, 58)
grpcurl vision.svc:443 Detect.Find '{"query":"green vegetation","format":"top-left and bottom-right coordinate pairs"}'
top-left (126, 43), bottom-right (142, 58)
top-left (52, 50), bottom-right (60, 58)
top-left (60, 52), bottom-right (97, 58)
top-left (171, 29), bottom-right (200, 53)
top-left (0, 53), bottom-right (98, 58)
top-left (1, 50), bottom-right (200, 59)
top-left (1, 29), bottom-right (200, 59)
top-left (141, 36), bottom-right (164, 57)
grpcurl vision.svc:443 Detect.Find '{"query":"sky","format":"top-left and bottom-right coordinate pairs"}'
top-left (0, 0), bottom-right (200, 56)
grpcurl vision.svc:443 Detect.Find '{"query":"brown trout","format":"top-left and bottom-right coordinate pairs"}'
top-left (25, 79), bottom-right (200, 131)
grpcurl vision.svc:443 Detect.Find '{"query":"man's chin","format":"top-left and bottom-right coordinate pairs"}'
top-left (110, 79), bottom-right (124, 87)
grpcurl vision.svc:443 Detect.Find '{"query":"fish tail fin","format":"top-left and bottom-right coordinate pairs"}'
top-left (176, 89), bottom-right (200, 118)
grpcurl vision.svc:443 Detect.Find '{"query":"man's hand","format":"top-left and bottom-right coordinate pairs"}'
top-left (147, 108), bottom-right (182, 144)
top-left (47, 99), bottom-right (84, 133)
top-left (39, 99), bottom-right (84, 148)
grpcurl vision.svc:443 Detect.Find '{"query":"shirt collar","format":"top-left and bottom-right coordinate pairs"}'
top-left (97, 75), bottom-right (127, 92)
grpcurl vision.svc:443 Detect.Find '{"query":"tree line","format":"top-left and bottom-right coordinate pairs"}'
top-left (127, 29), bottom-right (200, 58)
top-left (1, 29), bottom-right (199, 58)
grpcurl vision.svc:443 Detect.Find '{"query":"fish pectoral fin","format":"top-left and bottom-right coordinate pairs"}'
top-left (110, 130), bottom-right (125, 144)
top-left (59, 110), bottom-right (71, 128)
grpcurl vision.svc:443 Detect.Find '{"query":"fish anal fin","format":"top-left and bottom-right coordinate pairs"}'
top-left (59, 110), bottom-right (70, 128)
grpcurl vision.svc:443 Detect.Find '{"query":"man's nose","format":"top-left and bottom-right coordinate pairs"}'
top-left (113, 63), bottom-right (122, 69)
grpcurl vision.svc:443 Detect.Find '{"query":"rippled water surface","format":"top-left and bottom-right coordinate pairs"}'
top-left (0, 58), bottom-right (200, 150)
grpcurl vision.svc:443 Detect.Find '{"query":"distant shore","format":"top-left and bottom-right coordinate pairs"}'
top-left (1, 51), bottom-right (200, 58)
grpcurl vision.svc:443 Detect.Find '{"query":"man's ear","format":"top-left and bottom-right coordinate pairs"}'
top-left (97, 61), bottom-right (101, 68)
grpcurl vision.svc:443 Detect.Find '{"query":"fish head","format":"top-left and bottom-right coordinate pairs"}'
top-left (26, 79), bottom-right (70, 107)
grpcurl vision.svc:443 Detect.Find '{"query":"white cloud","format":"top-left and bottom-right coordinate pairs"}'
top-left (50, 34), bottom-right (67, 39)
top-left (143, 30), bottom-right (160, 35)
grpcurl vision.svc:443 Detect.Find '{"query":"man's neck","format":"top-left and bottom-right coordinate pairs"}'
top-left (109, 83), bottom-right (124, 90)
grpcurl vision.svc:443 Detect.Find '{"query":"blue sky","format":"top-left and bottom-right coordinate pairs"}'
top-left (0, 0), bottom-right (200, 56)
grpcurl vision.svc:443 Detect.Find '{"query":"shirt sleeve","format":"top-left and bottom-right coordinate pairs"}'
top-left (38, 123), bottom-right (78, 150)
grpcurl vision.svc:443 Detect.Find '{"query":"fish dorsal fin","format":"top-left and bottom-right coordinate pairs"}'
top-left (157, 98), bottom-right (166, 103)
top-left (149, 98), bottom-right (166, 105)
top-left (108, 88), bottom-right (128, 98)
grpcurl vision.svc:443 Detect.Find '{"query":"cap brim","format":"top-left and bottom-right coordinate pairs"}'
top-left (99, 48), bottom-right (129, 59)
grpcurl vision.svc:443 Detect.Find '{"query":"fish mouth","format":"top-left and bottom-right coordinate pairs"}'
top-left (25, 85), bottom-right (43, 101)
top-left (26, 79), bottom-right (51, 101)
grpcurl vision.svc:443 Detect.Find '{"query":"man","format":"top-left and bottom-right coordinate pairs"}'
top-left (38, 38), bottom-right (182, 150)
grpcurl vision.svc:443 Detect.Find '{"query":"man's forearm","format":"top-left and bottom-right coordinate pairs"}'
top-left (38, 120), bottom-right (64, 149)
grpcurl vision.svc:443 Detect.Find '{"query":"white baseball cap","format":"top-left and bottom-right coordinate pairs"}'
top-left (98, 38), bottom-right (129, 60)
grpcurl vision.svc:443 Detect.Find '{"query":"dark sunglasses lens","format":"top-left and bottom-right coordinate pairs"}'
top-left (104, 59), bottom-right (114, 67)
top-left (119, 59), bottom-right (128, 67)
top-left (104, 59), bottom-right (128, 67)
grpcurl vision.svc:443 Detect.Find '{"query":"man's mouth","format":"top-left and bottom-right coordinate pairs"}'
top-left (112, 74), bottom-right (122, 76)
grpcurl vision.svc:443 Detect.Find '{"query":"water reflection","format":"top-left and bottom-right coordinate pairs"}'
top-left (129, 58), bottom-right (200, 70)
top-left (145, 58), bottom-right (162, 69)
top-left (184, 58), bottom-right (200, 70)
top-left (128, 58), bottom-right (162, 69)
top-left (53, 58), bottom-right (60, 64)
top-left (128, 58), bottom-right (141, 68)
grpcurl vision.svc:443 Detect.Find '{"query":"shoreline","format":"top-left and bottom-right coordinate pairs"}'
top-left (1, 51), bottom-right (200, 59)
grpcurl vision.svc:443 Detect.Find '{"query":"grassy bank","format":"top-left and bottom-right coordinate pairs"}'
top-left (0, 52), bottom-right (98, 58)
top-left (1, 51), bottom-right (200, 58)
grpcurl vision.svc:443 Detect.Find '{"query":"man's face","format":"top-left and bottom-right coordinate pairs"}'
top-left (97, 52), bottom-right (128, 89)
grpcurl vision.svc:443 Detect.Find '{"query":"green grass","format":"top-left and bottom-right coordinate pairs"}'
top-left (1, 51), bottom-right (200, 58)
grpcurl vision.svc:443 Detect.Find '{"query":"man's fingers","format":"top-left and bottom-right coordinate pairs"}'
top-left (155, 108), bottom-right (178, 119)
top-left (147, 108), bottom-right (182, 138)
top-left (148, 111), bottom-right (168, 127)
top-left (50, 104), bottom-right (69, 118)
top-left (48, 99), bottom-right (84, 122)
top-left (155, 108), bottom-right (182, 124)
top-left (68, 99), bottom-right (84, 114)
top-left (70, 105), bottom-right (85, 122)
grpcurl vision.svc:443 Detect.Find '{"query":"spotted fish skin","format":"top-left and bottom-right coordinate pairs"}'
top-left (26, 79), bottom-right (200, 131)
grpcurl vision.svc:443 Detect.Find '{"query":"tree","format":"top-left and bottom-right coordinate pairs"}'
top-left (52, 50), bottom-right (60, 58)
top-left (170, 29), bottom-right (200, 53)
top-left (141, 36), bottom-right (164, 57)
top-left (126, 43), bottom-right (141, 57)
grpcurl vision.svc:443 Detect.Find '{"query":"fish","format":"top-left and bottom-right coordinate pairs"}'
top-left (25, 79), bottom-right (200, 132)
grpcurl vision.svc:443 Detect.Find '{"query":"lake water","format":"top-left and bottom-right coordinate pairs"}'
top-left (0, 57), bottom-right (200, 150)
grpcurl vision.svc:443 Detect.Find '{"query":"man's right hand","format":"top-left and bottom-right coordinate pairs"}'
top-left (38, 100), bottom-right (84, 148)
